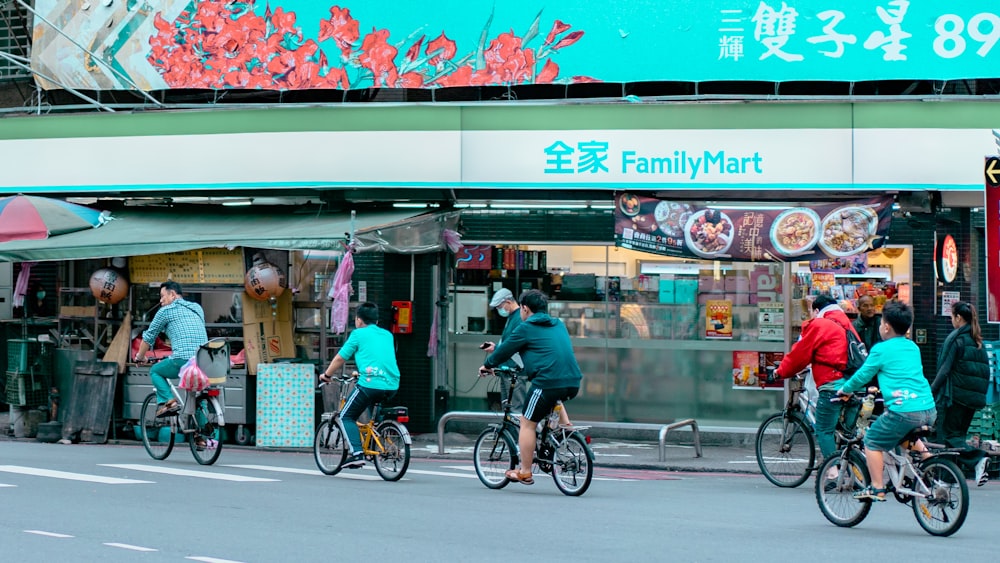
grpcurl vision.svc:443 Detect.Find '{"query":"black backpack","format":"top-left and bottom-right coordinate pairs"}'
top-left (844, 328), bottom-right (868, 376)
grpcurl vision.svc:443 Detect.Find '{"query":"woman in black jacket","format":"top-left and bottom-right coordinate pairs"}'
top-left (931, 301), bottom-right (991, 486)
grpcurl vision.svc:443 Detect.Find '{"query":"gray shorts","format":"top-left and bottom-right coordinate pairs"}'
top-left (864, 408), bottom-right (936, 452)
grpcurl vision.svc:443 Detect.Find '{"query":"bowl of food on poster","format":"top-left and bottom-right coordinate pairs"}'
top-left (684, 208), bottom-right (734, 258)
top-left (618, 193), bottom-right (641, 217)
top-left (770, 207), bottom-right (821, 257)
top-left (819, 206), bottom-right (878, 258)
top-left (654, 201), bottom-right (694, 239)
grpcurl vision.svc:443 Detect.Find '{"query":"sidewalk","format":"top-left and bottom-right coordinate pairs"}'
top-left (0, 408), bottom-right (764, 474)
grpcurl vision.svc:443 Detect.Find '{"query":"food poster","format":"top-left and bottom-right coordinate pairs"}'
top-left (614, 194), bottom-right (894, 262)
top-left (705, 299), bottom-right (733, 339)
top-left (758, 302), bottom-right (784, 341)
top-left (759, 352), bottom-right (785, 390)
top-left (732, 351), bottom-right (759, 388)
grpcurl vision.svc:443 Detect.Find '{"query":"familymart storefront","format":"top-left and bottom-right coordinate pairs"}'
top-left (1, 101), bottom-right (997, 427)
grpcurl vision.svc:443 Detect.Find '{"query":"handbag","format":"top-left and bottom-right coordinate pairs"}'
top-left (178, 356), bottom-right (210, 393)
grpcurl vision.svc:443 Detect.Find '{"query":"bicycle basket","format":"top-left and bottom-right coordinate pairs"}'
top-left (380, 406), bottom-right (409, 423)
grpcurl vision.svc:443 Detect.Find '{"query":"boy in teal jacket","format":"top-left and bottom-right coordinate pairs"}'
top-left (838, 301), bottom-right (936, 501)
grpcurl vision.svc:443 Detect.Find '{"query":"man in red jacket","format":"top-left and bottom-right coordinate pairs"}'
top-left (774, 294), bottom-right (862, 465)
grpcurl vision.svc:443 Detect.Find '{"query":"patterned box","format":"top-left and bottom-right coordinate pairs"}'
top-left (255, 363), bottom-right (314, 448)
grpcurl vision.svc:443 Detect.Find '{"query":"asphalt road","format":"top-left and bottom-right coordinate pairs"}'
top-left (2, 441), bottom-right (998, 562)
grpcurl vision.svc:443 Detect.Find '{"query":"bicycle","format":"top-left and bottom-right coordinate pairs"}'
top-left (138, 338), bottom-right (229, 466)
top-left (816, 392), bottom-right (970, 537)
top-left (472, 366), bottom-right (595, 497)
top-left (313, 373), bottom-right (412, 481)
top-left (755, 370), bottom-right (866, 488)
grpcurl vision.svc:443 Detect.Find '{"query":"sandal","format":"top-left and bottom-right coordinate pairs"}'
top-left (853, 486), bottom-right (886, 502)
top-left (505, 468), bottom-right (534, 485)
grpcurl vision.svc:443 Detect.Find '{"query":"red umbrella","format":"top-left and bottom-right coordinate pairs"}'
top-left (0, 195), bottom-right (109, 242)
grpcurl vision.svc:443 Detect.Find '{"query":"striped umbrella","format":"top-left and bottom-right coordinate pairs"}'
top-left (0, 195), bottom-right (110, 243)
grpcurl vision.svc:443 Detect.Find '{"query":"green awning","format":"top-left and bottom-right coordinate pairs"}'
top-left (0, 207), bottom-right (427, 262)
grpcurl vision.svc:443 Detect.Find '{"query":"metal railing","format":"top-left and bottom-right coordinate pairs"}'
top-left (436, 410), bottom-right (701, 461)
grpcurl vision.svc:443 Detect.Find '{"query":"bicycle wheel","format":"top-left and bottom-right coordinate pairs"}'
top-left (314, 419), bottom-right (348, 475)
top-left (551, 432), bottom-right (594, 497)
top-left (912, 458), bottom-right (969, 537)
top-left (815, 449), bottom-right (871, 528)
top-left (755, 412), bottom-right (815, 488)
top-left (373, 421), bottom-right (411, 481)
top-left (189, 396), bottom-right (223, 466)
top-left (473, 426), bottom-right (516, 489)
top-left (139, 393), bottom-right (174, 460)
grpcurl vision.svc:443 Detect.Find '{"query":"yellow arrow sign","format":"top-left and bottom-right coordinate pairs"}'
top-left (987, 157), bottom-right (1000, 186)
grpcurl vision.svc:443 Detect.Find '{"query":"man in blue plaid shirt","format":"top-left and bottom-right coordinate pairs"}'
top-left (134, 281), bottom-right (208, 417)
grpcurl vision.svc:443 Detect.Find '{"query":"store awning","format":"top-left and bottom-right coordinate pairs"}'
top-left (0, 207), bottom-right (447, 262)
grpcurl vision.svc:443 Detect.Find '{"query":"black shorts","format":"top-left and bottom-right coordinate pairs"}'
top-left (523, 386), bottom-right (579, 423)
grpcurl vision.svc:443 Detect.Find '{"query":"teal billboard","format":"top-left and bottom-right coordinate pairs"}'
top-left (29, 0), bottom-right (1000, 90)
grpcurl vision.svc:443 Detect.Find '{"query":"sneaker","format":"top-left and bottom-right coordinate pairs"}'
top-left (343, 453), bottom-right (365, 469)
top-left (974, 457), bottom-right (989, 487)
top-left (156, 399), bottom-right (180, 418)
top-left (194, 436), bottom-right (207, 451)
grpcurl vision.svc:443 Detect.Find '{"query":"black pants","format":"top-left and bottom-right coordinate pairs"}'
top-left (937, 402), bottom-right (987, 476)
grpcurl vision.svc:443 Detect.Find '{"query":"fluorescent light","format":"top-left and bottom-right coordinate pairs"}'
top-left (455, 203), bottom-right (488, 208)
top-left (222, 200), bottom-right (253, 207)
top-left (589, 204), bottom-right (615, 210)
top-left (392, 203), bottom-right (439, 208)
top-left (491, 203), bottom-right (588, 209)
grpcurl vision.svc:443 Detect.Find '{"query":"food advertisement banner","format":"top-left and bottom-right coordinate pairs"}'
top-left (614, 194), bottom-right (893, 262)
top-left (988, 156), bottom-right (1000, 323)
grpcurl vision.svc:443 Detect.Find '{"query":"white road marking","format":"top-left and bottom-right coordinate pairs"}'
top-left (402, 468), bottom-right (476, 479)
top-left (186, 557), bottom-right (246, 563)
top-left (25, 530), bottom-right (74, 538)
top-left (223, 464), bottom-right (381, 481)
top-left (0, 465), bottom-right (153, 484)
top-left (104, 543), bottom-right (157, 552)
top-left (0, 483), bottom-right (16, 488)
top-left (100, 464), bottom-right (278, 482)
top-left (224, 464), bottom-right (322, 476)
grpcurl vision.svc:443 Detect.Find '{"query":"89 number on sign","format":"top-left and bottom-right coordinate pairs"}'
top-left (934, 13), bottom-right (1000, 58)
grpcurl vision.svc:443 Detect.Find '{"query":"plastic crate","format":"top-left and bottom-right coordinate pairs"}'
top-left (4, 370), bottom-right (48, 407)
top-left (6, 339), bottom-right (53, 376)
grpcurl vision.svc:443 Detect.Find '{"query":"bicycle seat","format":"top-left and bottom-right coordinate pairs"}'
top-left (899, 425), bottom-right (935, 444)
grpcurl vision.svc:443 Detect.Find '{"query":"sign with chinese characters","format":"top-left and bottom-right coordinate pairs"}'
top-left (30, 1), bottom-right (1000, 91)
top-left (938, 234), bottom-right (959, 283)
top-left (706, 299), bottom-right (733, 339)
top-left (614, 194), bottom-right (894, 262)
top-left (759, 301), bottom-right (785, 341)
top-left (942, 291), bottom-right (960, 317)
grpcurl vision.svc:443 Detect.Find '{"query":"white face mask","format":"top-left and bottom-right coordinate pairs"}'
top-left (497, 306), bottom-right (510, 318)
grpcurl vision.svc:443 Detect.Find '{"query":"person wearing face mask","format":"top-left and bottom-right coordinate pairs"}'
top-left (482, 288), bottom-right (527, 412)
top-left (28, 284), bottom-right (51, 317)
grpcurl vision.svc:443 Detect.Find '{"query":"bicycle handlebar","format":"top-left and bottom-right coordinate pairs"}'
top-left (317, 371), bottom-right (359, 388)
top-left (479, 365), bottom-right (522, 377)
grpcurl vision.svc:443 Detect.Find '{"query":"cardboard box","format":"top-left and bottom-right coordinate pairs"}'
top-left (243, 320), bottom-right (296, 375)
top-left (241, 291), bottom-right (293, 323)
top-left (60, 305), bottom-right (95, 317)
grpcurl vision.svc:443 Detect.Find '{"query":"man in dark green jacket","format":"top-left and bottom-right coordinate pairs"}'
top-left (480, 289), bottom-right (583, 485)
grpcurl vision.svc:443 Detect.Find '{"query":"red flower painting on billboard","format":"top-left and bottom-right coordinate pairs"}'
top-left (146, 2), bottom-right (597, 90)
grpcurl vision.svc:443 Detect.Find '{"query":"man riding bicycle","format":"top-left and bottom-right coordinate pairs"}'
top-left (479, 289), bottom-right (582, 485)
top-left (772, 294), bottom-right (862, 468)
top-left (320, 302), bottom-right (400, 470)
top-left (134, 281), bottom-right (208, 420)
